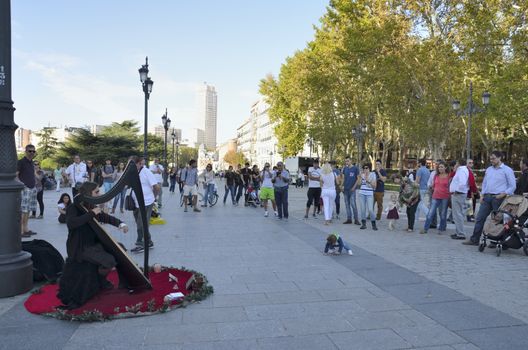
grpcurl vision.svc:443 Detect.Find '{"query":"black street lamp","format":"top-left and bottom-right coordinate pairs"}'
top-left (452, 81), bottom-right (490, 159)
top-left (352, 123), bottom-right (367, 165)
top-left (161, 108), bottom-right (171, 187)
top-left (171, 129), bottom-right (177, 166)
top-left (0, 0), bottom-right (33, 297)
top-left (138, 57), bottom-right (154, 164)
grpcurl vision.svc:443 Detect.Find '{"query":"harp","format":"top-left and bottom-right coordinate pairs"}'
top-left (74, 160), bottom-right (152, 290)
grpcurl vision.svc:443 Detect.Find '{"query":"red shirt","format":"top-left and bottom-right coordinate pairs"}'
top-left (432, 175), bottom-right (450, 199)
top-left (467, 169), bottom-right (478, 197)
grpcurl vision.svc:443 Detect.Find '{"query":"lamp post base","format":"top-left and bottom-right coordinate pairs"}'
top-left (0, 252), bottom-right (33, 297)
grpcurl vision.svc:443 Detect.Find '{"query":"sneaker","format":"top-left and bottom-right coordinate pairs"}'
top-left (274, 211), bottom-right (278, 216)
top-left (354, 220), bottom-right (361, 225)
top-left (264, 211), bottom-right (269, 217)
top-left (193, 208), bottom-right (201, 212)
top-left (348, 250), bottom-right (354, 256)
top-left (148, 242), bottom-right (154, 248)
top-left (131, 246), bottom-right (144, 253)
top-left (343, 219), bottom-right (352, 224)
top-left (420, 229), bottom-right (427, 234)
top-left (37, 215), bottom-right (43, 219)
top-left (184, 208), bottom-right (188, 212)
top-left (21, 232), bottom-right (32, 238)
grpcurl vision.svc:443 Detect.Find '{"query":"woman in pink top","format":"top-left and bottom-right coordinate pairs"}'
top-left (422, 162), bottom-right (450, 234)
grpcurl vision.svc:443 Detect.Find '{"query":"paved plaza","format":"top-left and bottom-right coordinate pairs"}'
top-left (1, 184), bottom-right (527, 350)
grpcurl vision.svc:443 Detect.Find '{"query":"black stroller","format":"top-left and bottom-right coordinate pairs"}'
top-left (479, 195), bottom-right (528, 256)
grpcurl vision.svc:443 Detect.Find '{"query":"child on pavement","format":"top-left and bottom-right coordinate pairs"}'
top-left (324, 232), bottom-right (353, 255)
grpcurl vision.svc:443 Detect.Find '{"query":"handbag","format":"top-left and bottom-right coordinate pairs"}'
top-left (125, 188), bottom-right (137, 211)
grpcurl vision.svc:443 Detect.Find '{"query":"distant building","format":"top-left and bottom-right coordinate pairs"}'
top-left (15, 128), bottom-right (32, 152)
top-left (90, 124), bottom-right (107, 135)
top-left (188, 128), bottom-right (205, 148)
top-left (171, 128), bottom-right (182, 142)
top-left (235, 98), bottom-right (281, 167)
top-left (31, 126), bottom-right (84, 148)
top-left (198, 83), bottom-right (217, 150)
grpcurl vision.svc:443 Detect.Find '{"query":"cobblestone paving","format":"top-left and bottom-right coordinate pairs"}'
top-left (0, 184), bottom-right (526, 349)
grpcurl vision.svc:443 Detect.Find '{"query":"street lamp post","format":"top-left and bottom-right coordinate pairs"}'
top-left (171, 129), bottom-right (177, 167)
top-left (138, 57), bottom-right (153, 164)
top-left (452, 81), bottom-right (490, 159)
top-left (161, 108), bottom-right (171, 187)
top-left (0, 0), bottom-right (33, 297)
top-left (352, 123), bottom-right (367, 165)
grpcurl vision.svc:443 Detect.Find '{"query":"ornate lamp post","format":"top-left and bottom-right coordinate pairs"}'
top-left (352, 123), bottom-right (367, 165)
top-left (0, 0), bottom-right (33, 297)
top-left (452, 81), bottom-right (490, 159)
top-left (138, 57), bottom-right (153, 164)
top-left (161, 109), bottom-right (171, 187)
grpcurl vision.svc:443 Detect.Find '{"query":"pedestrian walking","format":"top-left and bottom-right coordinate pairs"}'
top-left (149, 158), bottom-right (164, 208)
top-left (31, 162), bottom-right (45, 219)
top-left (463, 151), bottom-right (516, 246)
top-left (223, 165), bottom-right (236, 205)
top-left (449, 159), bottom-right (469, 240)
top-left (342, 156), bottom-right (360, 225)
top-left (320, 162), bottom-right (337, 225)
top-left (304, 159), bottom-right (322, 219)
top-left (111, 162), bottom-right (126, 214)
top-left (16, 144), bottom-right (38, 237)
top-left (415, 159), bottom-right (431, 226)
top-left (180, 159), bottom-right (201, 213)
top-left (200, 164), bottom-right (215, 207)
top-left (274, 161), bottom-right (290, 220)
top-left (356, 164), bottom-right (378, 230)
top-left (373, 159), bottom-right (387, 221)
top-left (399, 178), bottom-right (420, 232)
top-left (54, 165), bottom-right (64, 192)
top-left (421, 161), bottom-right (450, 234)
top-left (260, 163), bottom-right (277, 217)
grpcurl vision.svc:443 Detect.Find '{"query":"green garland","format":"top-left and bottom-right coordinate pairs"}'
top-left (33, 265), bottom-right (214, 322)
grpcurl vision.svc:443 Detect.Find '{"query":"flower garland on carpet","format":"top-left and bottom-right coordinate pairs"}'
top-left (31, 266), bottom-right (214, 322)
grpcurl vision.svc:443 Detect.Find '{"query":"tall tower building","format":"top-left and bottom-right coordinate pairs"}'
top-left (198, 83), bottom-right (217, 150)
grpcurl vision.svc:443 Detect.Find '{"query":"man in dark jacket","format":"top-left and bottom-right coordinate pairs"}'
top-left (515, 158), bottom-right (528, 195)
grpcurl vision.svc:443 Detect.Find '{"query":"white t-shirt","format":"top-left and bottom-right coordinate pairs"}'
top-left (261, 170), bottom-right (274, 188)
top-left (149, 163), bottom-right (164, 184)
top-left (58, 203), bottom-right (66, 213)
top-left (65, 162), bottom-right (88, 186)
top-left (308, 166), bottom-right (321, 188)
top-left (133, 166), bottom-right (158, 206)
top-left (321, 173), bottom-right (336, 190)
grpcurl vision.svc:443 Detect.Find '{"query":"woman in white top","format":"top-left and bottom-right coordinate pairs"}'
top-left (320, 162), bottom-right (337, 225)
top-left (200, 164), bottom-right (216, 207)
top-left (355, 164), bottom-right (378, 230)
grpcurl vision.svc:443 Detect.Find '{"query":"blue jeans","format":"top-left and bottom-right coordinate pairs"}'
top-left (470, 195), bottom-right (504, 242)
top-left (169, 178), bottom-right (176, 192)
top-left (274, 186), bottom-right (289, 218)
top-left (203, 183), bottom-right (215, 206)
top-left (112, 187), bottom-right (127, 210)
top-left (223, 185), bottom-right (235, 204)
top-left (343, 189), bottom-right (358, 221)
top-left (103, 181), bottom-right (113, 194)
top-left (358, 193), bottom-right (375, 221)
top-left (424, 198), bottom-right (448, 231)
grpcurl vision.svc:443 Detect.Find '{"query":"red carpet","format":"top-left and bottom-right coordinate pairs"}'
top-left (24, 267), bottom-right (213, 321)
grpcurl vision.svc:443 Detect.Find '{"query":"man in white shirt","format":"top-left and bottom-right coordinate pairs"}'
top-left (64, 155), bottom-right (88, 197)
top-left (149, 158), bottom-right (164, 208)
top-left (304, 159), bottom-right (322, 219)
top-left (449, 159), bottom-right (469, 240)
top-left (131, 156), bottom-right (160, 253)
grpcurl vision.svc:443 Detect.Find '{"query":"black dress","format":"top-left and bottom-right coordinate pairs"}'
top-left (57, 205), bottom-right (123, 309)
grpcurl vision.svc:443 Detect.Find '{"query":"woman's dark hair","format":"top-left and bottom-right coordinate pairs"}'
top-left (362, 163), bottom-right (371, 171)
top-left (58, 193), bottom-right (72, 205)
top-left (78, 181), bottom-right (99, 198)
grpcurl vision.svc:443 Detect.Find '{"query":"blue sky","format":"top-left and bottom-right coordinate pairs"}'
top-left (11, 0), bottom-right (328, 144)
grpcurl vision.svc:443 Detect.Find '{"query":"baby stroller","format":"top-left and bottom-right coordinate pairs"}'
top-left (245, 184), bottom-right (259, 208)
top-left (479, 195), bottom-right (528, 256)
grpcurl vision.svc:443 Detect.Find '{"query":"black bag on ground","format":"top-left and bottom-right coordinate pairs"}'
top-left (21, 239), bottom-right (64, 282)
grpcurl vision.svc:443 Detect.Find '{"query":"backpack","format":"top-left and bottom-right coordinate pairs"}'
top-left (21, 239), bottom-right (64, 282)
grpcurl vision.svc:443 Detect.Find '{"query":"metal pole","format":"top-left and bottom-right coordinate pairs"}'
top-left (143, 90), bottom-right (148, 165)
top-left (0, 0), bottom-right (33, 297)
top-left (467, 81), bottom-right (473, 160)
top-left (171, 137), bottom-right (175, 166)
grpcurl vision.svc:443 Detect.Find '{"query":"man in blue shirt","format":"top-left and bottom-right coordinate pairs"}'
top-left (342, 156), bottom-right (360, 225)
top-left (463, 151), bottom-right (516, 246)
top-left (415, 159), bottom-right (431, 226)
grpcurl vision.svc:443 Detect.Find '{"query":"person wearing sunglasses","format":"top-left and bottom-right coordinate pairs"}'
top-left (16, 144), bottom-right (38, 237)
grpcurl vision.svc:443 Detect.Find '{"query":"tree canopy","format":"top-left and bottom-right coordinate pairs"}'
top-left (260, 0), bottom-right (528, 168)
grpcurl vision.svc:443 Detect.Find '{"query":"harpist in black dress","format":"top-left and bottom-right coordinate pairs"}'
top-left (57, 182), bottom-right (128, 309)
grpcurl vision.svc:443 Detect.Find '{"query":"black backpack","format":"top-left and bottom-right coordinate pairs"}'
top-left (22, 239), bottom-right (64, 282)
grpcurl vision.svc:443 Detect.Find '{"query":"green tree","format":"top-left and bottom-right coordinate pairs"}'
top-left (223, 150), bottom-right (247, 166)
top-left (35, 127), bottom-right (59, 161)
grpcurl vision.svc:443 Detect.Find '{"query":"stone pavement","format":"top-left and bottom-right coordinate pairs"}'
top-left (0, 184), bottom-right (527, 349)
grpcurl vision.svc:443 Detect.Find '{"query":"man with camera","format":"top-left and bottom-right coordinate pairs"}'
top-left (274, 161), bottom-right (290, 220)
